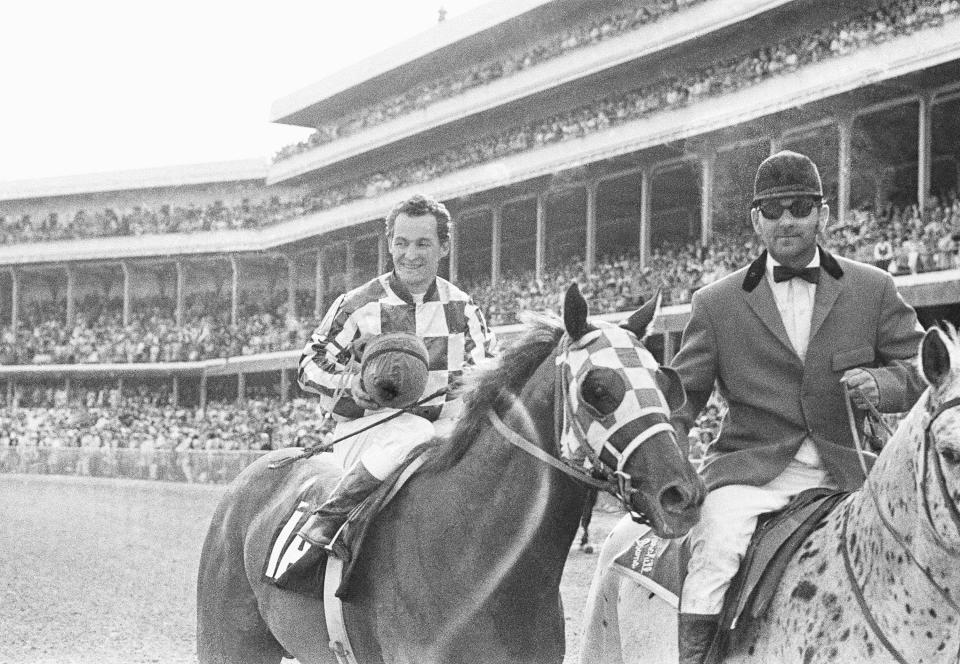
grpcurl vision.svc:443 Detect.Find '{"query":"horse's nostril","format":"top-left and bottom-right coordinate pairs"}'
top-left (659, 484), bottom-right (690, 513)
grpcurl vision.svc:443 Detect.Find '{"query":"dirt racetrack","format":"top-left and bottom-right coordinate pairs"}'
top-left (1, 473), bottom-right (624, 664)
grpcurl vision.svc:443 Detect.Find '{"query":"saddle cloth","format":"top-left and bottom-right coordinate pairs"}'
top-left (262, 444), bottom-right (434, 599)
top-left (612, 487), bottom-right (849, 659)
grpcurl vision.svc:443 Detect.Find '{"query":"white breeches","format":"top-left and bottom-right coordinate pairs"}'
top-left (331, 411), bottom-right (451, 480)
top-left (680, 453), bottom-right (837, 615)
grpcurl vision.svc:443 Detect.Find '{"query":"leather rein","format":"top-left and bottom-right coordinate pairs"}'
top-left (842, 388), bottom-right (960, 662)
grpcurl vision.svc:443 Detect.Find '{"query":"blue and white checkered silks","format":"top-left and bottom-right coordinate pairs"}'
top-left (556, 321), bottom-right (675, 473)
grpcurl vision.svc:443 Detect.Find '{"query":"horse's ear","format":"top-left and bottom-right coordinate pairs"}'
top-left (921, 326), bottom-right (954, 388)
top-left (564, 283), bottom-right (590, 340)
top-left (655, 365), bottom-right (686, 412)
top-left (621, 290), bottom-right (661, 339)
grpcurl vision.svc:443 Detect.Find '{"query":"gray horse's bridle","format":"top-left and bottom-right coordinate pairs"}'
top-left (842, 390), bottom-right (960, 663)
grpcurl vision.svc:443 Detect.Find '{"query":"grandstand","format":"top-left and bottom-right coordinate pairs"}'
top-left (3, 0), bottom-right (960, 481)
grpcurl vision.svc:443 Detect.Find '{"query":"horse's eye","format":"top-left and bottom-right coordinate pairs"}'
top-left (940, 445), bottom-right (960, 466)
top-left (580, 368), bottom-right (625, 416)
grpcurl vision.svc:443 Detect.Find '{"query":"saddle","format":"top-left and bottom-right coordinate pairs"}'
top-left (611, 487), bottom-right (849, 661)
top-left (262, 444), bottom-right (434, 599)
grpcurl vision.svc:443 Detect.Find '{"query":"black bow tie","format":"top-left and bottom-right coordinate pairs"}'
top-left (773, 265), bottom-right (820, 284)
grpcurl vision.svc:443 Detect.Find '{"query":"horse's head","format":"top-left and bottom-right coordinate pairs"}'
top-left (914, 325), bottom-right (960, 552)
top-left (558, 284), bottom-right (704, 538)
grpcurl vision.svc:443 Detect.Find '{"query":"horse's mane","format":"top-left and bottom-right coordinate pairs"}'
top-left (424, 313), bottom-right (565, 472)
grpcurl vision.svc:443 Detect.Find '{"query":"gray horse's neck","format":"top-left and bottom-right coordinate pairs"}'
top-left (843, 394), bottom-right (960, 660)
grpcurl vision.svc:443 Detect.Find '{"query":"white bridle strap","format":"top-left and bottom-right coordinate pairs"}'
top-left (614, 422), bottom-right (676, 473)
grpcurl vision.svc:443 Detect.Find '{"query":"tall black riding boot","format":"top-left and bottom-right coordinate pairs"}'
top-left (297, 462), bottom-right (382, 559)
top-left (677, 613), bottom-right (719, 664)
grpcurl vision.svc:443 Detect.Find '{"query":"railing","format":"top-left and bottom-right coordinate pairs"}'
top-left (0, 445), bottom-right (272, 484)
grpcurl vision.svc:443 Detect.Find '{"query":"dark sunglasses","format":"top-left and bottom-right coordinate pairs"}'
top-left (755, 198), bottom-right (821, 220)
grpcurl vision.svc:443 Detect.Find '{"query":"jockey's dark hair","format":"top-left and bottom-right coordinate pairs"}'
top-left (384, 193), bottom-right (451, 245)
top-left (423, 313), bottom-right (564, 473)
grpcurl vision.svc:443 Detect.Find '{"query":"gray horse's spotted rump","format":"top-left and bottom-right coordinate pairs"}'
top-left (580, 325), bottom-right (960, 664)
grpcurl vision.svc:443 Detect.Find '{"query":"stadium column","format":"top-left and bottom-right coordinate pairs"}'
top-left (662, 332), bottom-right (676, 364)
top-left (200, 373), bottom-right (208, 411)
top-left (171, 376), bottom-right (179, 408)
top-left (491, 206), bottom-right (502, 285)
top-left (230, 255), bottom-right (239, 327)
top-left (918, 91), bottom-right (934, 210)
top-left (9, 268), bottom-right (19, 332)
top-left (585, 183), bottom-right (597, 275)
top-left (175, 260), bottom-right (184, 328)
top-left (378, 232), bottom-right (388, 276)
top-left (535, 193), bottom-right (546, 281)
top-left (280, 369), bottom-right (289, 402)
top-left (448, 218), bottom-right (458, 283)
top-left (285, 255), bottom-right (297, 324)
top-left (65, 265), bottom-right (75, 327)
top-left (345, 241), bottom-right (356, 291)
top-left (837, 115), bottom-right (853, 226)
top-left (639, 169), bottom-right (652, 270)
top-left (120, 261), bottom-right (131, 326)
top-left (699, 153), bottom-right (715, 246)
top-left (237, 372), bottom-right (246, 405)
top-left (314, 250), bottom-right (325, 319)
top-left (769, 136), bottom-right (782, 155)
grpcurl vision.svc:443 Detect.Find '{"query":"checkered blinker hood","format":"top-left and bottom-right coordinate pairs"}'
top-left (557, 322), bottom-right (679, 473)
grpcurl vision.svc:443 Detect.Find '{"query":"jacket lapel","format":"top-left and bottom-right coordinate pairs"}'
top-left (743, 275), bottom-right (799, 359)
top-left (809, 247), bottom-right (844, 344)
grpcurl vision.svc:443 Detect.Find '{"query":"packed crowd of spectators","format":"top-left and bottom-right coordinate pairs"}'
top-left (4, 0), bottom-right (957, 247)
top-left (274, 0), bottom-right (706, 161)
top-left (288, 0), bottom-right (960, 212)
top-left (0, 293), bottom-right (312, 366)
top-left (0, 392), bottom-right (322, 482)
top-left (465, 229), bottom-right (758, 326)
top-left (0, 196), bottom-right (309, 244)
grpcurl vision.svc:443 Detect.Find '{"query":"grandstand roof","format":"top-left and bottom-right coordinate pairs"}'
top-left (269, 0), bottom-right (561, 128)
top-left (0, 159), bottom-right (268, 202)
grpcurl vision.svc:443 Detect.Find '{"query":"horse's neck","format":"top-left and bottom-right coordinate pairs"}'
top-left (845, 392), bottom-right (960, 645)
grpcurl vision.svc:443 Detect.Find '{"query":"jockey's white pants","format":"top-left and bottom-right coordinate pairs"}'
top-left (331, 411), bottom-right (453, 480)
top-left (680, 446), bottom-right (837, 615)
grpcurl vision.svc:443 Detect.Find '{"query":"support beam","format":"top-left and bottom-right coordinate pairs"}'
top-left (121, 262), bottom-right (131, 326)
top-left (315, 250), bottom-right (326, 318)
top-left (230, 255), bottom-right (239, 328)
top-left (769, 136), bottom-right (782, 155)
top-left (280, 368), bottom-right (290, 402)
top-left (585, 183), bottom-right (597, 274)
top-left (9, 269), bottom-right (19, 332)
top-left (64, 376), bottom-right (72, 404)
top-left (171, 376), bottom-right (179, 408)
top-left (639, 170), bottom-right (652, 270)
top-left (286, 256), bottom-right (297, 323)
top-left (378, 232), bottom-right (388, 275)
top-left (837, 116), bottom-right (853, 225)
top-left (700, 154), bottom-right (715, 246)
top-left (237, 372), bottom-right (246, 405)
top-left (199, 374), bottom-right (208, 411)
top-left (65, 265), bottom-right (75, 326)
top-left (535, 194), bottom-right (547, 280)
top-left (6, 380), bottom-right (13, 409)
top-left (345, 242), bottom-right (356, 291)
top-left (448, 218), bottom-right (459, 283)
top-left (662, 332), bottom-right (677, 364)
top-left (918, 92), bottom-right (933, 210)
top-left (175, 260), bottom-right (184, 328)
top-left (491, 207), bottom-right (502, 284)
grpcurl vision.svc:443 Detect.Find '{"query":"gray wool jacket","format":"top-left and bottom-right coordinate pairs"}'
top-left (671, 247), bottom-right (926, 492)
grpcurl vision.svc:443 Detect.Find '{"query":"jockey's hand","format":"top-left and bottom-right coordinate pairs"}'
top-left (350, 373), bottom-right (381, 411)
top-left (841, 368), bottom-right (879, 410)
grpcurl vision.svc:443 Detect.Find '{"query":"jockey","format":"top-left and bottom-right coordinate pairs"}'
top-left (297, 193), bottom-right (496, 556)
top-left (669, 151), bottom-right (926, 664)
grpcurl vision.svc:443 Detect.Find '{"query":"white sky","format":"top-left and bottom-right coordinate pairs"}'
top-left (0, 0), bottom-right (489, 183)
